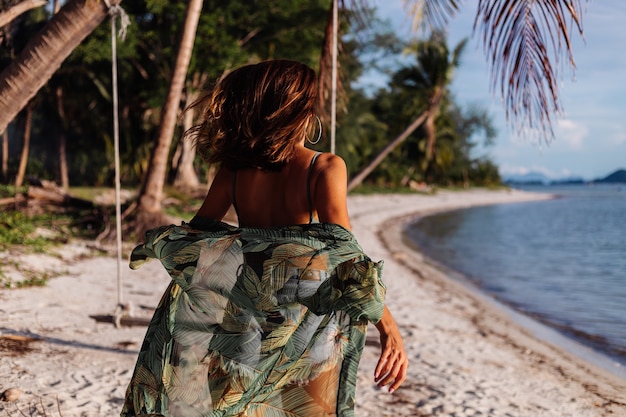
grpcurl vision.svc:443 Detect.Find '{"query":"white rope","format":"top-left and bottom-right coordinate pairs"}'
top-left (330, 0), bottom-right (338, 154)
top-left (106, 0), bottom-right (130, 324)
top-left (106, 0), bottom-right (130, 40)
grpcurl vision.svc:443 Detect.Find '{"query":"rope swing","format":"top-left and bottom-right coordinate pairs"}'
top-left (105, 0), bottom-right (130, 327)
top-left (330, 0), bottom-right (338, 154)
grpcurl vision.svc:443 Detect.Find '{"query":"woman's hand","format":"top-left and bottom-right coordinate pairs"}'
top-left (374, 306), bottom-right (408, 393)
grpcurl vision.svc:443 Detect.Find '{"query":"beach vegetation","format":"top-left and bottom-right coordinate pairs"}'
top-left (0, 211), bottom-right (60, 251)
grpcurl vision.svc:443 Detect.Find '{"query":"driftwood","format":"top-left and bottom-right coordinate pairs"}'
top-left (89, 314), bottom-right (151, 327)
top-left (1, 179), bottom-right (106, 237)
top-left (0, 196), bottom-right (22, 206)
top-left (26, 179), bottom-right (94, 208)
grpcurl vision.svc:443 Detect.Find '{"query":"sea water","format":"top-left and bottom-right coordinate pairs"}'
top-left (406, 184), bottom-right (626, 371)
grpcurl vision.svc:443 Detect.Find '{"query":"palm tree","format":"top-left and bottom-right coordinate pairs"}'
top-left (0, 0), bottom-right (587, 141)
top-left (0, 0), bottom-right (118, 134)
top-left (347, 33), bottom-right (466, 190)
top-left (403, 0), bottom-right (586, 137)
top-left (130, 0), bottom-right (203, 234)
top-left (14, 105), bottom-right (32, 188)
top-left (397, 33), bottom-right (467, 170)
top-left (172, 72), bottom-right (209, 190)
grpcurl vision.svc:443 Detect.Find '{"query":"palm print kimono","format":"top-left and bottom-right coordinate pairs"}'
top-left (121, 217), bottom-right (385, 417)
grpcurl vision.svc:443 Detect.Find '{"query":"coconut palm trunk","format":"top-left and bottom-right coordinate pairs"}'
top-left (172, 90), bottom-right (200, 190)
top-left (56, 86), bottom-right (69, 189)
top-left (1, 130), bottom-right (7, 181)
top-left (0, 0), bottom-right (47, 28)
top-left (0, 0), bottom-right (118, 134)
top-left (132, 0), bottom-right (203, 231)
top-left (15, 107), bottom-right (33, 188)
top-left (347, 110), bottom-right (429, 191)
top-left (172, 72), bottom-right (207, 190)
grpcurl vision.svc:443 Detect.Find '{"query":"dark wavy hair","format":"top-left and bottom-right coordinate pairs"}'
top-left (186, 60), bottom-right (318, 171)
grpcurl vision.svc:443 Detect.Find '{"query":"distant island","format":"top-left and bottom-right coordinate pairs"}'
top-left (503, 168), bottom-right (626, 186)
top-left (595, 169), bottom-right (626, 184)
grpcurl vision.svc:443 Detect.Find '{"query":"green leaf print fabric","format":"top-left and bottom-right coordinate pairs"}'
top-left (121, 218), bottom-right (385, 417)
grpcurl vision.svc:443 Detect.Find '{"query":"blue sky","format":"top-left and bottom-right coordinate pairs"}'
top-left (365, 1), bottom-right (626, 180)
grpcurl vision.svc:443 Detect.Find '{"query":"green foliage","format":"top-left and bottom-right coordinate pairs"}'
top-left (162, 185), bottom-right (205, 220)
top-left (348, 183), bottom-right (426, 195)
top-left (0, 211), bottom-right (60, 251)
top-left (0, 3), bottom-right (502, 192)
top-left (0, 184), bottom-right (26, 198)
top-left (1, 271), bottom-right (50, 289)
top-left (337, 31), bottom-right (500, 189)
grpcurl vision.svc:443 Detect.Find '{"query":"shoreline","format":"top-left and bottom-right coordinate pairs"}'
top-left (347, 189), bottom-right (626, 416)
top-left (399, 210), bottom-right (626, 381)
top-left (1, 188), bottom-right (625, 416)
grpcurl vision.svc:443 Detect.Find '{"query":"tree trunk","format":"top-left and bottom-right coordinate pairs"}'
top-left (423, 112), bottom-right (436, 164)
top-left (134, 0), bottom-right (203, 226)
top-left (0, 0), bottom-right (117, 134)
top-left (347, 110), bottom-right (429, 192)
top-left (0, 0), bottom-right (47, 28)
top-left (1, 129), bottom-right (7, 182)
top-left (172, 90), bottom-right (200, 190)
top-left (56, 86), bottom-right (69, 189)
top-left (423, 88), bottom-right (444, 169)
top-left (15, 108), bottom-right (32, 188)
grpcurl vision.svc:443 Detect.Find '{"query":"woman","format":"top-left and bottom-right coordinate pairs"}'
top-left (122, 60), bottom-right (407, 417)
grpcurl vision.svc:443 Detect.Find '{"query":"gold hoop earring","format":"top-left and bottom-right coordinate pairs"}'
top-left (307, 115), bottom-right (322, 145)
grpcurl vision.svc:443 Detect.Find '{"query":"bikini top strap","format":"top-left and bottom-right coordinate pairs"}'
top-left (233, 152), bottom-right (321, 223)
top-left (307, 152), bottom-right (322, 223)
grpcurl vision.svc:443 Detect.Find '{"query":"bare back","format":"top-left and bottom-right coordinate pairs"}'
top-left (195, 147), bottom-right (351, 229)
top-left (234, 149), bottom-right (320, 227)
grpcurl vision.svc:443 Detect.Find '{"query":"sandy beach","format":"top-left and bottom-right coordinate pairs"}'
top-left (2, 188), bottom-right (626, 417)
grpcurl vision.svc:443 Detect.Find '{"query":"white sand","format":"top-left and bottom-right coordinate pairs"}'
top-left (1, 189), bottom-right (625, 417)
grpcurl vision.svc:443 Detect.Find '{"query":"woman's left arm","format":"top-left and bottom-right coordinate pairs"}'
top-left (313, 153), bottom-right (408, 392)
top-left (195, 166), bottom-right (233, 221)
top-left (373, 306), bottom-right (408, 393)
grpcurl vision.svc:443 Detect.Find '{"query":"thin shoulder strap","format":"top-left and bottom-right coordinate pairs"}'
top-left (307, 152), bottom-right (322, 223)
top-left (232, 170), bottom-right (239, 216)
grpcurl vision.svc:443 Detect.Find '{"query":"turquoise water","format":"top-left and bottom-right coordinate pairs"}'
top-left (406, 185), bottom-right (626, 366)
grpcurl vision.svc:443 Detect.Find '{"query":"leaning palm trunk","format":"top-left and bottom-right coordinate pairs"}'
top-left (132, 0), bottom-right (203, 232)
top-left (0, 0), bottom-right (47, 28)
top-left (347, 110), bottom-right (429, 192)
top-left (0, 0), bottom-right (116, 134)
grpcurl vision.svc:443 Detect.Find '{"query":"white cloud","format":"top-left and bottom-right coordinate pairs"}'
top-left (555, 119), bottom-right (588, 149)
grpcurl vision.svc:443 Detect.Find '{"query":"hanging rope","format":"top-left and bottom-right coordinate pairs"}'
top-left (105, 0), bottom-right (130, 326)
top-left (330, 0), bottom-right (338, 154)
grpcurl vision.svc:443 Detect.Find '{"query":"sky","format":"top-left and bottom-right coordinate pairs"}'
top-left (364, 1), bottom-right (626, 180)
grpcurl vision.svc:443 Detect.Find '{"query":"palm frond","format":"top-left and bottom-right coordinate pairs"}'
top-left (403, 0), bottom-right (462, 33)
top-left (473, 0), bottom-right (586, 137)
top-left (318, 1), bottom-right (375, 120)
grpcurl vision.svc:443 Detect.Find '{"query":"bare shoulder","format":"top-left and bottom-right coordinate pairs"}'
top-left (313, 152), bottom-right (347, 176)
top-left (311, 152), bottom-right (350, 229)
